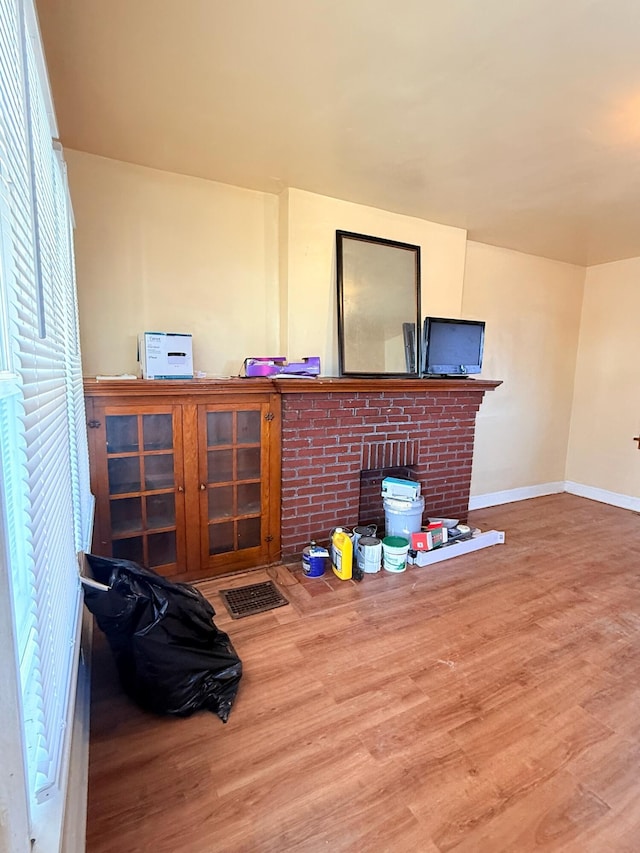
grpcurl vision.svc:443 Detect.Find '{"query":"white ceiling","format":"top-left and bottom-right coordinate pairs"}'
top-left (36, 0), bottom-right (640, 266)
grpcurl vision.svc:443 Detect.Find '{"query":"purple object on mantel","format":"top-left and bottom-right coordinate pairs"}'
top-left (244, 357), bottom-right (321, 377)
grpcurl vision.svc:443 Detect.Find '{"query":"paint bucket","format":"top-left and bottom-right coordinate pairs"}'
top-left (356, 536), bottom-right (382, 574)
top-left (383, 496), bottom-right (425, 539)
top-left (352, 524), bottom-right (377, 551)
top-left (382, 535), bottom-right (410, 573)
top-left (302, 544), bottom-right (328, 577)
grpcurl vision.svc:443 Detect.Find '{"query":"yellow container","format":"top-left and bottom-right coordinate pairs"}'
top-left (331, 528), bottom-right (353, 580)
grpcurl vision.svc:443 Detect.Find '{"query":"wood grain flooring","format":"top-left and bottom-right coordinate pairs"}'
top-left (86, 494), bottom-right (640, 852)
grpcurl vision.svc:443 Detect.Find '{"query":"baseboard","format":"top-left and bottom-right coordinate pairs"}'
top-left (564, 481), bottom-right (640, 513)
top-left (468, 482), bottom-right (565, 510)
top-left (470, 480), bottom-right (639, 514)
top-left (61, 609), bottom-right (92, 853)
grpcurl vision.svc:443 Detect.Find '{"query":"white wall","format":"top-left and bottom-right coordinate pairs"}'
top-left (69, 151), bottom-right (639, 509)
top-left (463, 242), bottom-right (585, 498)
top-left (282, 188), bottom-right (467, 375)
top-left (566, 257), bottom-right (640, 506)
top-left (66, 150), bottom-right (280, 378)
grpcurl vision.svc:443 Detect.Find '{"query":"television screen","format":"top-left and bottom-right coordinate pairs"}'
top-left (422, 317), bottom-right (485, 377)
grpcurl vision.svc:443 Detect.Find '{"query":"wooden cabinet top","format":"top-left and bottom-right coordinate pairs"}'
top-left (83, 377), bottom-right (276, 399)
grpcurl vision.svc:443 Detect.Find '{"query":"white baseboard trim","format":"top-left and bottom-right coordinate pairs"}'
top-left (469, 482), bottom-right (565, 510)
top-left (470, 480), bottom-right (639, 513)
top-left (564, 481), bottom-right (640, 513)
top-left (61, 610), bottom-right (92, 853)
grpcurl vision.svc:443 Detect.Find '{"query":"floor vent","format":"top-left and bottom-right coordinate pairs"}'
top-left (219, 580), bottom-right (289, 619)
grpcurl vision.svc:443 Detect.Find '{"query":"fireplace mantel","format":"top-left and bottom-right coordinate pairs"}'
top-left (272, 377), bottom-right (502, 394)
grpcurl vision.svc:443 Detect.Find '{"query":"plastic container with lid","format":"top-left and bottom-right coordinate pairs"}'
top-left (383, 495), bottom-right (425, 539)
top-left (331, 527), bottom-right (353, 580)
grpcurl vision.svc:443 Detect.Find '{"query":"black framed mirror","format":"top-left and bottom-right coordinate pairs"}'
top-left (336, 230), bottom-right (421, 377)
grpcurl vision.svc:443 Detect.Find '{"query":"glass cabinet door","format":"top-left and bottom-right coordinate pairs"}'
top-left (199, 404), bottom-right (266, 569)
top-left (103, 408), bottom-right (184, 574)
top-left (87, 389), bottom-right (279, 582)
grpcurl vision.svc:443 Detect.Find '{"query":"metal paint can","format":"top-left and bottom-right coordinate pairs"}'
top-left (356, 536), bottom-right (382, 573)
top-left (302, 543), bottom-right (328, 577)
top-left (352, 524), bottom-right (377, 551)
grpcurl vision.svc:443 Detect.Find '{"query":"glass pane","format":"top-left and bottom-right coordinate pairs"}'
top-left (237, 410), bottom-right (260, 444)
top-left (208, 448), bottom-right (233, 483)
top-left (146, 493), bottom-right (175, 529)
top-left (112, 536), bottom-right (144, 565)
top-left (208, 485), bottom-right (234, 520)
top-left (143, 414), bottom-right (173, 451)
top-left (106, 415), bottom-right (138, 454)
top-left (209, 521), bottom-right (234, 555)
top-left (144, 454), bottom-right (174, 490)
top-left (148, 531), bottom-right (176, 567)
top-left (207, 411), bottom-right (233, 446)
top-left (238, 482), bottom-right (261, 515)
top-left (108, 457), bottom-right (141, 494)
top-left (237, 447), bottom-right (260, 480)
top-left (238, 517), bottom-right (261, 550)
top-left (110, 497), bottom-right (142, 535)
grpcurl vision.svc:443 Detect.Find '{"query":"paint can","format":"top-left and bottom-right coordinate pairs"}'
top-left (302, 542), bottom-right (328, 577)
top-left (356, 536), bottom-right (382, 574)
top-left (352, 524), bottom-right (377, 551)
top-left (383, 496), bottom-right (425, 539)
top-left (382, 535), bottom-right (410, 573)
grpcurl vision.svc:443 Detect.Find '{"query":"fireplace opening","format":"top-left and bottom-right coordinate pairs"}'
top-left (358, 466), bottom-right (418, 533)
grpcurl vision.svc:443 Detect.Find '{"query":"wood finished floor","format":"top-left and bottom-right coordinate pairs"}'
top-left (86, 494), bottom-right (640, 852)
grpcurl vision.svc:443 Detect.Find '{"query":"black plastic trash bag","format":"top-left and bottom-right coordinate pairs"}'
top-left (82, 554), bottom-right (242, 722)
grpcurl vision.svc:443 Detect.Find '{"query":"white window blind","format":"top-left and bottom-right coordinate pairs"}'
top-left (0, 0), bottom-right (93, 844)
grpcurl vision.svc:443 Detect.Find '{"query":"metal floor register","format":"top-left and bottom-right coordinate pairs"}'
top-left (219, 580), bottom-right (289, 619)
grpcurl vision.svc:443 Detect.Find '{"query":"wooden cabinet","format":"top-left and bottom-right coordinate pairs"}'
top-left (84, 379), bottom-right (281, 582)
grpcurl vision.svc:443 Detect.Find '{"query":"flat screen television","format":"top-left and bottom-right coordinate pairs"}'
top-left (422, 316), bottom-right (486, 377)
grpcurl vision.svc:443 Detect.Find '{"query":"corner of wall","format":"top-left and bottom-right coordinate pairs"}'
top-left (563, 262), bottom-right (588, 482)
top-left (277, 190), bottom-right (289, 355)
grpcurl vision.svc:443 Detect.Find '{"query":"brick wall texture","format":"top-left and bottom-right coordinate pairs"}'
top-left (280, 389), bottom-right (486, 558)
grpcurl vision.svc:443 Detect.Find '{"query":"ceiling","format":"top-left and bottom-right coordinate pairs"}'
top-left (36, 0), bottom-right (640, 266)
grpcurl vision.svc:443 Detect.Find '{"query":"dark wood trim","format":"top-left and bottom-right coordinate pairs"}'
top-left (84, 377), bottom-right (502, 397)
top-left (83, 377), bottom-right (275, 398)
top-left (271, 377), bottom-right (502, 394)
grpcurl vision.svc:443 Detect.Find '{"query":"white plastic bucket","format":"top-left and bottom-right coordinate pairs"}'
top-left (382, 536), bottom-right (410, 573)
top-left (383, 496), bottom-right (425, 539)
top-left (356, 536), bottom-right (382, 574)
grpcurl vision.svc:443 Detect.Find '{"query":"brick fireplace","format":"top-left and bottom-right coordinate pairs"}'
top-left (273, 377), bottom-right (500, 559)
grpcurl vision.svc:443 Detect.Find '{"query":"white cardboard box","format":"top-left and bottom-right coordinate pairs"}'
top-left (138, 332), bottom-right (193, 379)
top-left (381, 476), bottom-right (421, 500)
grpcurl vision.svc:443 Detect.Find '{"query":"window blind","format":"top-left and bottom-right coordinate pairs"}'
top-left (0, 0), bottom-right (92, 840)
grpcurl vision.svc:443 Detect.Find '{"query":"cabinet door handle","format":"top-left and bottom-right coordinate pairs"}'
top-left (177, 485), bottom-right (184, 493)
top-left (200, 483), bottom-right (206, 490)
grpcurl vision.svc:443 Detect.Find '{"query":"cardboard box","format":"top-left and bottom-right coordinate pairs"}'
top-left (381, 476), bottom-right (421, 501)
top-left (411, 531), bottom-right (429, 550)
top-left (411, 526), bottom-right (445, 551)
top-left (243, 356), bottom-right (321, 377)
top-left (138, 332), bottom-right (193, 379)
